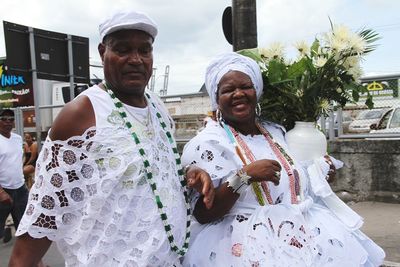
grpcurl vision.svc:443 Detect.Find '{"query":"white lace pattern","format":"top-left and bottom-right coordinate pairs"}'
top-left (17, 87), bottom-right (187, 267)
top-left (181, 120), bottom-right (385, 267)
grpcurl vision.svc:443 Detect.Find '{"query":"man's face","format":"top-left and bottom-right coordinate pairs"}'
top-left (99, 30), bottom-right (153, 98)
top-left (0, 111), bottom-right (15, 135)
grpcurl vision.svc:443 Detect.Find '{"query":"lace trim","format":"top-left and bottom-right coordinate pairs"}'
top-left (17, 125), bottom-right (188, 265)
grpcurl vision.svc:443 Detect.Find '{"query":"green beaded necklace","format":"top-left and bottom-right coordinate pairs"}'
top-left (105, 83), bottom-right (191, 256)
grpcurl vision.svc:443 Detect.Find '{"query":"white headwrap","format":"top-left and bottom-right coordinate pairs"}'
top-left (205, 52), bottom-right (263, 111)
top-left (99, 11), bottom-right (158, 41)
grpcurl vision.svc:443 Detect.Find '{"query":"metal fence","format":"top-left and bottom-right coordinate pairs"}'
top-left (323, 74), bottom-right (400, 140)
top-left (10, 74), bottom-right (400, 148)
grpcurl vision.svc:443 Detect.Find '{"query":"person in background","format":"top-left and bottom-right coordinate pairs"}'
top-left (181, 52), bottom-right (385, 266)
top-left (0, 107), bottom-right (28, 245)
top-left (9, 10), bottom-right (214, 267)
top-left (23, 133), bottom-right (38, 189)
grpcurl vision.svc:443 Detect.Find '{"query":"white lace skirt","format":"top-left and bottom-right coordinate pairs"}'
top-left (183, 202), bottom-right (385, 267)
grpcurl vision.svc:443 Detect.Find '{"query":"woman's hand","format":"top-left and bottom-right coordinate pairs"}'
top-left (324, 155), bottom-right (336, 183)
top-left (185, 165), bottom-right (215, 209)
top-left (242, 159), bottom-right (281, 185)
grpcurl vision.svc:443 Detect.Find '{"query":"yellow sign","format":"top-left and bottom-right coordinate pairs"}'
top-left (367, 81), bottom-right (383, 91)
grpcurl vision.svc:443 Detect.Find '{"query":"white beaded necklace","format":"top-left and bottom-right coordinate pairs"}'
top-left (105, 83), bottom-right (191, 256)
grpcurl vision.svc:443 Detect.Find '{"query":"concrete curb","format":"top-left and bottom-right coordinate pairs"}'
top-left (383, 260), bottom-right (400, 267)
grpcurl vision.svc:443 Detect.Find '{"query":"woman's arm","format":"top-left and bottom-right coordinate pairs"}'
top-left (193, 159), bottom-right (281, 224)
top-left (194, 182), bottom-right (240, 224)
top-left (24, 142), bottom-right (38, 166)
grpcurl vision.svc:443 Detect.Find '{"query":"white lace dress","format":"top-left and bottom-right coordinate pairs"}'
top-left (17, 86), bottom-right (188, 267)
top-left (181, 120), bottom-right (385, 267)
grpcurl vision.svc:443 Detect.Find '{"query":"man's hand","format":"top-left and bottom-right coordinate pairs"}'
top-left (185, 165), bottom-right (215, 209)
top-left (0, 190), bottom-right (12, 205)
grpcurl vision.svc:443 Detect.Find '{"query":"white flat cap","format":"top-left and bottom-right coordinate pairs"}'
top-left (99, 11), bottom-right (158, 41)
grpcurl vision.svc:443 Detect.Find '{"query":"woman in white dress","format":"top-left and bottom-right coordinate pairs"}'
top-left (182, 52), bottom-right (385, 267)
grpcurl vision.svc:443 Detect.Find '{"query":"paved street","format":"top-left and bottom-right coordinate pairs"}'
top-left (1, 201), bottom-right (399, 266)
top-left (351, 202), bottom-right (400, 266)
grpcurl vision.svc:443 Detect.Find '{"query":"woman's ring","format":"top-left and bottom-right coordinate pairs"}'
top-left (274, 171), bottom-right (281, 178)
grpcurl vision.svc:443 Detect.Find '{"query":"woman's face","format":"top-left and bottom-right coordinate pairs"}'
top-left (217, 71), bottom-right (257, 125)
top-left (25, 134), bottom-right (32, 143)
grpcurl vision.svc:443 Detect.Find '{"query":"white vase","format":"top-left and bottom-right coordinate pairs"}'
top-left (286, 121), bottom-right (327, 162)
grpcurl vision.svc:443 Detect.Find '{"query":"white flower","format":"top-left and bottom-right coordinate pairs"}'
top-left (319, 99), bottom-right (333, 114)
top-left (348, 33), bottom-right (367, 54)
top-left (336, 88), bottom-right (343, 93)
top-left (260, 42), bottom-right (285, 60)
top-left (332, 25), bottom-right (352, 42)
top-left (294, 40), bottom-right (310, 57)
top-left (324, 25), bottom-right (356, 55)
top-left (347, 65), bottom-right (363, 80)
top-left (296, 89), bottom-right (304, 97)
top-left (342, 56), bottom-right (360, 70)
top-left (313, 56), bottom-right (327, 68)
top-left (331, 37), bottom-right (350, 54)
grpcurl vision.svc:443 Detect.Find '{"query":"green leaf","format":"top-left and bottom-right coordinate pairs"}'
top-left (358, 28), bottom-right (381, 54)
top-left (267, 60), bottom-right (287, 83)
top-left (310, 39), bottom-right (320, 57)
top-left (365, 94), bottom-right (374, 109)
top-left (237, 48), bottom-right (264, 63)
top-left (352, 89), bottom-right (360, 102)
top-left (287, 58), bottom-right (307, 79)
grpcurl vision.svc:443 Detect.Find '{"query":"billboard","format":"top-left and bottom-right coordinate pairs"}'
top-left (0, 59), bottom-right (34, 107)
top-left (3, 21), bottom-right (89, 84)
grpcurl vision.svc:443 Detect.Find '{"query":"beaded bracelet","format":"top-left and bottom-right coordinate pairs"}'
top-left (227, 169), bottom-right (251, 194)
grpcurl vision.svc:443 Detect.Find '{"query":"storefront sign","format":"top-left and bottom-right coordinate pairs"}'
top-left (0, 62), bottom-right (33, 107)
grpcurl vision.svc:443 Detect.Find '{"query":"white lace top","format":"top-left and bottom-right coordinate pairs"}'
top-left (182, 120), bottom-right (309, 207)
top-left (17, 86), bottom-right (187, 267)
top-left (181, 120), bottom-right (385, 267)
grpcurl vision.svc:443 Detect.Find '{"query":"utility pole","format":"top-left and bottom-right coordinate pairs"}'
top-left (231, 0), bottom-right (257, 51)
top-left (161, 65), bottom-right (170, 96)
top-left (149, 67), bottom-right (156, 92)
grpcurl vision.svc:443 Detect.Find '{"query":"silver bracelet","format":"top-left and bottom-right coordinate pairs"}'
top-left (183, 165), bottom-right (191, 175)
top-left (227, 169), bottom-right (251, 194)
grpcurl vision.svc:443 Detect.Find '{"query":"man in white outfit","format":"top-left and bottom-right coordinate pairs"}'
top-left (0, 107), bottom-right (28, 244)
top-left (9, 10), bottom-right (214, 267)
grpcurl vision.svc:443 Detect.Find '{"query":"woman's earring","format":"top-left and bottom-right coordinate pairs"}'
top-left (255, 103), bottom-right (261, 117)
top-left (216, 109), bottom-right (223, 123)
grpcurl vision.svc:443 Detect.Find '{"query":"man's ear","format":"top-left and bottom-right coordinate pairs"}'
top-left (98, 43), bottom-right (106, 63)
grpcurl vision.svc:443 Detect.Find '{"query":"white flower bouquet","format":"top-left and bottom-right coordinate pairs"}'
top-left (239, 21), bottom-right (379, 130)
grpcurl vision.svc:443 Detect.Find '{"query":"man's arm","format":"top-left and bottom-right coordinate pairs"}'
top-left (9, 94), bottom-right (95, 266)
top-left (9, 234), bottom-right (52, 267)
top-left (50, 94), bottom-right (95, 141)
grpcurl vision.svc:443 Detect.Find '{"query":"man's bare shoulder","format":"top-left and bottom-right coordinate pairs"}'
top-left (49, 95), bottom-right (95, 141)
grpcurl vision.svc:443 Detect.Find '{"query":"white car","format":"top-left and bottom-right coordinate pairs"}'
top-left (370, 107), bottom-right (400, 133)
top-left (348, 109), bottom-right (386, 133)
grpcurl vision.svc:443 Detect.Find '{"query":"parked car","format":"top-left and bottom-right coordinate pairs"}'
top-left (348, 109), bottom-right (386, 133)
top-left (370, 106), bottom-right (400, 133)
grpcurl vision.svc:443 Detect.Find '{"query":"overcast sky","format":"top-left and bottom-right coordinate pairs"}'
top-left (0, 0), bottom-right (399, 95)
